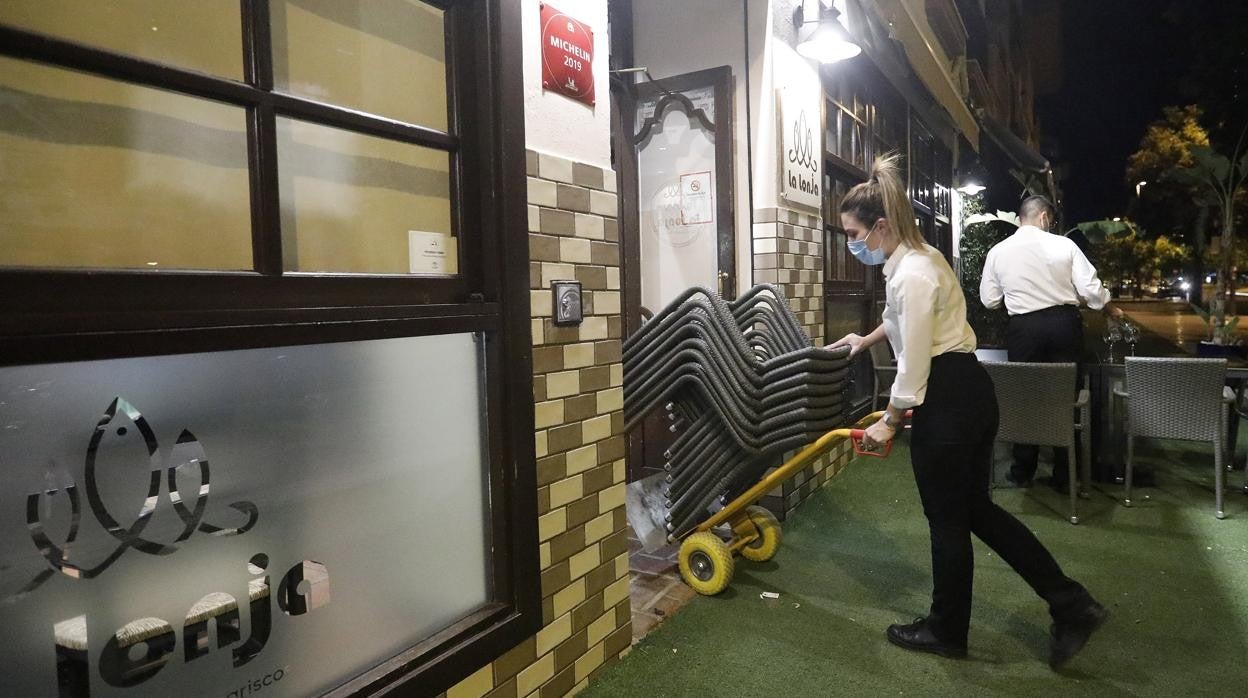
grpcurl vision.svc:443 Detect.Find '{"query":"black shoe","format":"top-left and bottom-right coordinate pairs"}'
top-left (1049, 602), bottom-right (1109, 669)
top-left (886, 618), bottom-right (968, 659)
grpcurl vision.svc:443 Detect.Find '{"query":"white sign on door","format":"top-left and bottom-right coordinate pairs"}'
top-left (679, 171), bottom-right (713, 225)
top-left (778, 85), bottom-right (822, 211)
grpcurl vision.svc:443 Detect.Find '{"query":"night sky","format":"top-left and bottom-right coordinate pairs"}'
top-left (1038, 0), bottom-right (1189, 225)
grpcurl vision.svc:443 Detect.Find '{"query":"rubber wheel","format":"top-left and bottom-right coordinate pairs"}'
top-left (740, 505), bottom-right (782, 562)
top-left (678, 532), bottom-right (734, 595)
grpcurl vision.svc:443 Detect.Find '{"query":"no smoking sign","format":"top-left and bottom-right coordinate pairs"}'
top-left (540, 3), bottom-right (595, 106)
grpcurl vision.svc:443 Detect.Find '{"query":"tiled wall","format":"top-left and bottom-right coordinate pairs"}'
top-left (751, 206), bottom-right (854, 518)
top-left (444, 150), bottom-right (632, 698)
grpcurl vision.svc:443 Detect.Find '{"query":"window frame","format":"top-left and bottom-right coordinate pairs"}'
top-left (0, 1), bottom-right (540, 696)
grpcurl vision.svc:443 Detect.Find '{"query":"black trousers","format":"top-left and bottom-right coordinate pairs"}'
top-left (910, 352), bottom-right (1089, 645)
top-left (1006, 305), bottom-right (1084, 483)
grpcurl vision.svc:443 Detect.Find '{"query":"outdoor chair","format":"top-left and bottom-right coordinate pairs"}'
top-left (868, 341), bottom-right (896, 411)
top-left (1113, 357), bottom-right (1235, 519)
top-left (982, 361), bottom-right (1091, 525)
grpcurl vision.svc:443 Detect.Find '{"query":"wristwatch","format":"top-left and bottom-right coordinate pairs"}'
top-left (882, 411), bottom-right (902, 429)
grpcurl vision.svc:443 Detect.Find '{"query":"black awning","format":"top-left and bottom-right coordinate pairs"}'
top-left (979, 115), bottom-right (1050, 174)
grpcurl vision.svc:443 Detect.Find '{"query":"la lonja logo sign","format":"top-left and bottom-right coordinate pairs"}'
top-left (779, 85), bottom-right (822, 211)
top-left (3, 397), bottom-right (329, 697)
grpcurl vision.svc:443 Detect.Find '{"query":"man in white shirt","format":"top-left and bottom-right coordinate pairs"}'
top-left (979, 195), bottom-right (1120, 489)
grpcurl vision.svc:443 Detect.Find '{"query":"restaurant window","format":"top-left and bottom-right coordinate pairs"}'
top-left (0, 2), bottom-right (536, 697)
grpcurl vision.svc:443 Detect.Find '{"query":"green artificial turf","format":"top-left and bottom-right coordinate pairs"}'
top-left (586, 439), bottom-right (1248, 697)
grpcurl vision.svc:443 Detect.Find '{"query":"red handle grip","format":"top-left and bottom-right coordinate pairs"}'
top-left (849, 429), bottom-right (893, 457)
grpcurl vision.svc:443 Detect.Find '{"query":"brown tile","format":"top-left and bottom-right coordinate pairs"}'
top-left (575, 265), bottom-right (609, 290)
top-left (614, 599), bottom-right (631, 627)
top-left (548, 526), bottom-right (586, 565)
top-left (543, 320), bottom-right (581, 344)
top-left (581, 291), bottom-right (595, 315)
top-left (572, 162), bottom-right (605, 190)
top-left (546, 423), bottom-right (582, 454)
top-left (540, 207), bottom-right (577, 235)
top-left (566, 496), bottom-right (599, 529)
top-left (486, 677), bottom-right (518, 698)
top-left (536, 454), bottom-right (567, 487)
top-left (557, 183), bottom-right (593, 213)
top-left (599, 529), bottom-right (628, 561)
top-left (605, 624), bottom-right (632, 656)
top-left (532, 346), bottom-right (564, 373)
top-left (542, 594), bottom-right (556, 624)
top-left (540, 665), bottom-right (576, 698)
top-left (582, 463), bottom-right (614, 495)
top-left (537, 486), bottom-right (550, 514)
top-left (530, 234), bottom-right (561, 262)
top-left (610, 411), bottom-right (625, 436)
top-left (530, 261), bottom-right (543, 289)
top-left (589, 241), bottom-right (620, 266)
top-left (597, 435), bottom-right (625, 464)
top-left (585, 559), bottom-right (617, 597)
top-left (554, 628), bottom-right (589, 671)
top-left (494, 636), bottom-right (536, 684)
top-left (579, 366), bottom-right (611, 392)
top-left (563, 394), bottom-right (598, 421)
top-left (572, 590), bottom-right (605, 631)
top-left (533, 375), bottom-right (547, 401)
top-left (541, 560), bottom-right (571, 598)
top-left (603, 216), bottom-right (618, 242)
top-left (526, 150), bottom-right (539, 177)
top-left (594, 340), bottom-right (622, 364)
top-left (607, 316), bottom-right (622, 339)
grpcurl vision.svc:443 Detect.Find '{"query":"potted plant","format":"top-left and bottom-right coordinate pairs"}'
top-left (1193, 298), bottom-right (1245, 357)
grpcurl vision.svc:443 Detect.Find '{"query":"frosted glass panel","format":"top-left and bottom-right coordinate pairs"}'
top-left (636, 92), bottom-right (719, 312)
top-left (0, 334), bottom-right (490, 696)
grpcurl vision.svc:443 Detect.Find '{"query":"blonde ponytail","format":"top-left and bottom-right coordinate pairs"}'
top-left (840, 153), bottom-right (926, 250)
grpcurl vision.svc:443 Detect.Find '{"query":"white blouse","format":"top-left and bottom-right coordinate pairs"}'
top-left (881, 243), bottom-right (978, 409)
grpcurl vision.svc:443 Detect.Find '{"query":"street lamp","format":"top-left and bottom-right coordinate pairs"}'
top-left (1136, 180), bottom-right (1147, 197)
top-left (956, 183), bottom-right (986, 196)
top-left (795, 0), bottom-right (861, 64)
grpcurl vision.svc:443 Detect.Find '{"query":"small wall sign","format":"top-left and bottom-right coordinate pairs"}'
top-left (540, 3), bottom-right (595, 106)
top-left (552, 280), bottom-right (583, 326)
top-left (778, 84), bottom-right (823, 211)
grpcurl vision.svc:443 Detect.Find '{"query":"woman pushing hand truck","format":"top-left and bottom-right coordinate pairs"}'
top-left (826, 154), bottom-right (1107, 669)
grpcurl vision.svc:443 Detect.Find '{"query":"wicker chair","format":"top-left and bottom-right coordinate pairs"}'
top-left (868, 341), bottom-right (897, 411)
top-left (982, 361), bottom-right (1091, 525)
top-left (1113, 357), bottom-right (1235, 519)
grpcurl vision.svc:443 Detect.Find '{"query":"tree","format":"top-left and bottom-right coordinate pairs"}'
top-left (1165, 138), bottom-right (1248, 338)
top-left (958, 194), bottom-right (1011, 347)
top-left (1125, 105), bottom-right (1212, 301)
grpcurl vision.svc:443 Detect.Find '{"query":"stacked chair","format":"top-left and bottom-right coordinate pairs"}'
top-left (623, 285), bottom-right (852, 543)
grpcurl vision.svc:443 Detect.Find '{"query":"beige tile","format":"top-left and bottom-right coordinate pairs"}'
top-left (566, 444), bottom-right (598, 475)
top-left (598, 483), bottom-right (625, 513)
top-left (528, 176), bottom-right (558, 207)
top-left (614, 552), bottom-right (629, 578)
top-left (603, 576), bottom-right (629, 607)
top-left (574, 213), bottom-right (606, 240)
top-left (540, 542), bottom-right (551, 568)
top-left (603, 171), bottom-right (618, 193)
top-left (549, 475), bottom-right (584, 508)
top-left (531, 290), bottom-right (552, 317)
top-left (535, 430), bottom-right (548, 458)
top-left (546, 371), bottom-right (580, 399)
top-left (535, 400), bottom-right (565, 429)
top-left (591, 291), bottom-right (621, 315)
top-left (531, 319), bottom-right (545, 346)
top-left (567, 545), bottom-right (600, 580)
top-left (583, 511), bottom-right (614, 544)
top-left (539, 152), bottom-right (575, 183)
top-left (553, 577), bottom-right (587, 616)
top-left (536, 612), bottom-right (573, 656)
top-left (528, 204), bottom-right (541, 232)
top-left (563, 342), bottom-right (596, 369)
top-left (611, 459), bottom-right (626, 484)
top-left (573, 642), bottom-right (605, 684)
top-left (589, 190), bottom-right (617, 217)
top-left (596, 387), bottom-right (623, 414)
top-left (608, 363), bottom-right (623, 387)
top-left (587, 608), bottom-right (615, 646)
top-left (541, 262), bottom-right (576, 288)
top-left (559, 238), bottom-right (592, 264)
top-left (538, 507), bottom-right (567, 542)
top-left (581, 414), bottom-right (611, 443)
top-left (515, 651), bottom-right (555, 697)
top-left (447, 664), bottom-right (493, 698)
top-left (605, 267), bottom-right (620, 290)
top-left (579, 317), bottom-right (608, 341)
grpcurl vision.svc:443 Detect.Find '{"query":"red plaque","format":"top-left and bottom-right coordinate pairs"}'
top-left (540, 3), bottom-right (595, 106)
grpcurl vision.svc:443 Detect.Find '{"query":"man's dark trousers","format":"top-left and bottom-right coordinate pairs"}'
top-left (1005, 304), bottom-right (1083, 486)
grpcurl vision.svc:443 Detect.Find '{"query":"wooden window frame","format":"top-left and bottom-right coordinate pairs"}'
top-left (0, 1), bottom-right (540, 695)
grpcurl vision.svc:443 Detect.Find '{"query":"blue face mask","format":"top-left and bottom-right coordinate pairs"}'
top-left (847, 222), bottom-right (888, 266)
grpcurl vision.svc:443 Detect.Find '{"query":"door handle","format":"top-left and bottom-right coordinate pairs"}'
top-left (718, 270), bottom-right (730, 298)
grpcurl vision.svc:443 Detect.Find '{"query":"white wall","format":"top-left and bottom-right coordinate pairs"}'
top-left (521, 0), bottom-right (612, 169)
